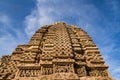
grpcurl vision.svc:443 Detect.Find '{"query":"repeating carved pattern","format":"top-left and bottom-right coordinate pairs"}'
top-left (76, 66), bottom-right (86, 77)
top-left (54, 64), bottom-right (73, 73)
top-left (42, 67), bottom-right (53, 75)
top-left (54, 24), bottom-right (73, 57)
top-left (0, 22), bottom-right (113, 80)
top-left (0, 56), bottom-right (17, 79)
top-left (18, 69), bottom-right (40, 77)
top-left (89, 69), bottom-right (108, 77)
top-left (85, 51), bottom-right (104, 64)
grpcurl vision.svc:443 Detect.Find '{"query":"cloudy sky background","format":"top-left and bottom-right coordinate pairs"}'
top-left (0, 0), bottom-right (120, 79)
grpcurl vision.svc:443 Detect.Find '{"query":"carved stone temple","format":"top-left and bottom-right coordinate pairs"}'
top-left (0, 22), bottom-right (113, 80)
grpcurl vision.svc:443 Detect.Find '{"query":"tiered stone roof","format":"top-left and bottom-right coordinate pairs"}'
top-left (0, 22), bottom-right (113, 80)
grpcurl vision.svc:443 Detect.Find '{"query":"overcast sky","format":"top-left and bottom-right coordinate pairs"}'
top-left (0, 0), bottom-right (120, 79)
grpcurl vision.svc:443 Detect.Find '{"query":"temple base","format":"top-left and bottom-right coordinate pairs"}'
top-left (13, 73), bottom-right (114, 80)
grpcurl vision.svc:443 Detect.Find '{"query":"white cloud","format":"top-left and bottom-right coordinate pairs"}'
top-left (0, 14), bottom-right (27, 58)
top-left (0, 14), bottom-right (15, 57)
top-left (24, 0), bottom-right (56, 37)
top-left (0, 33), bottom-right (17, 58)
top-left (0, 14), bottom-right (11, 26)
top-left (24, 0), bottom-right (102, 38)
top-left (0, 31), bottom-right (26, 58)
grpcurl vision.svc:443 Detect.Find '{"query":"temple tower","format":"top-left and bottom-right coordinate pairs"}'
top-left (0, 22), bottom-right (113, 80)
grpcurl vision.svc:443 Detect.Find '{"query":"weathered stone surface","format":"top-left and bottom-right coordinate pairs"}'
top-left (0, 22), bottom-right (113, 80)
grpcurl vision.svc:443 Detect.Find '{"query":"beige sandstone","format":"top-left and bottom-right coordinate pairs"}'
top-left (0, 22), bottom-right (113, 80)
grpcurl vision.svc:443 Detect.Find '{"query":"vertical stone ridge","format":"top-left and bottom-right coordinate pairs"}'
top-left (54, 22), bottom-right (73, 58)
top-left (70, 25), bottom-right (113, 79)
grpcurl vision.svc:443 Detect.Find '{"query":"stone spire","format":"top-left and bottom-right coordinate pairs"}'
top-left (0, 22), bottom-right (113, 80)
